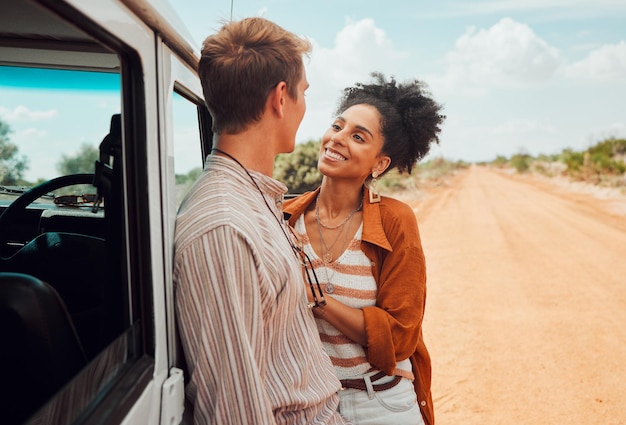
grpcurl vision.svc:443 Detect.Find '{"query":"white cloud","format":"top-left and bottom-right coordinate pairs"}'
top-left (439, 0), bottom-right (626, 18)
top-left (299, 18), bottom-right (408, 142)
top-left (492, 118), bottom-right (557, 135)
top-left (307, 18), bottom-right (407, 96)
top-left (21, 128), bottom-right (47, 137)
top-left (563, 40), bottom-right (626, 82)
top-left (0, 105), bottom-right (57, 122)
top-left (439, 18), bottom-right (561, 93)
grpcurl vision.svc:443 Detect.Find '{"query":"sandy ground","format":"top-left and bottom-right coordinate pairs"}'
top-left (404, 165), bottom-right (626, 425)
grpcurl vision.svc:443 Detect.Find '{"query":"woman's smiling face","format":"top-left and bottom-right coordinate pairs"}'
top-left (318, 104), bottom-right (390, 181)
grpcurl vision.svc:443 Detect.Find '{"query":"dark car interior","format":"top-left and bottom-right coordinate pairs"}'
top-left (0, 5), bottom-right (135, 422)
top-left (0, 112), bottom-right (128, 423)
top-left (1, 0), bottom-right (208, 422)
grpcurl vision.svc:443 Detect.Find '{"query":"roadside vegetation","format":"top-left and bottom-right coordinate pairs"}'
top-left (0, 119), bottom-right (28, 186)
top-left (1, 118), bottom-right (99, 187)
top-left (487, 137), bottom-right (626, 189)
top-left (273, 139), bottom-right (468, 195)
top-left (8, 112), bottom-right (619, 198)
top-left (172, 140), bottom-right (467, 199)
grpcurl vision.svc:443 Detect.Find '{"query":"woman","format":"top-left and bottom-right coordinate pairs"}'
top-left (283, 73), bottom-right (444, 425)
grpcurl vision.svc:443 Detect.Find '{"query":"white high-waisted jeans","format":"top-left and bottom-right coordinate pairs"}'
top-left (337, 370), bottom-right (425, 425)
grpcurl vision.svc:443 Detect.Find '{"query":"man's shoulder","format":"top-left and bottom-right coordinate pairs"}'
top-left (175, 175), bottom-right (255, 244)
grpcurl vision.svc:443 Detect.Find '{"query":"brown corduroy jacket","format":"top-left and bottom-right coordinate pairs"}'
top-left (283, 187), bottom-right (434, 425)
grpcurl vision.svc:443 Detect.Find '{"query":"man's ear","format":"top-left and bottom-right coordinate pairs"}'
top-left (269, 81), bottom-right (288, 118)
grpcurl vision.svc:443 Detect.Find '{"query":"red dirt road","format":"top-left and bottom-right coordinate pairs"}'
top-left (411, 166), bottom-right (626, 425)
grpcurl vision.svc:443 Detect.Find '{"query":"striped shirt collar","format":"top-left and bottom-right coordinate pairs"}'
top-left (206, 154), bottom-right (288, 204)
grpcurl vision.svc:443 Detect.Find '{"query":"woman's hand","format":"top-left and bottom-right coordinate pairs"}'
top-left (312, 295), bottom-right (368, 347)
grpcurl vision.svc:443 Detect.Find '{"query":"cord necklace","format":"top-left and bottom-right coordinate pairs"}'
top-left (211, 148), bottom-right (292, 244)
top-left (210, 148), bottom-right (326, 307)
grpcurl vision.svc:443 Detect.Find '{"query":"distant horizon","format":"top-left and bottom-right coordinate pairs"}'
top-left (172, 0), bottom-right (626, 164)
top-left (1, 0), bottom-right (625, 181)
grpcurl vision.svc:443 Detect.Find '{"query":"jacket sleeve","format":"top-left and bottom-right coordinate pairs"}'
top-left (362, 201), bottom-right (427, 375)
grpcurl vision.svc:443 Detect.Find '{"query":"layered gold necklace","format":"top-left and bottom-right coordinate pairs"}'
top-left (314, 193), bottom-right (363, 264)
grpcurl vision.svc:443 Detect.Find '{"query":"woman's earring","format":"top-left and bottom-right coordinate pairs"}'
top-left (369, 172), bottom-right (381, 203)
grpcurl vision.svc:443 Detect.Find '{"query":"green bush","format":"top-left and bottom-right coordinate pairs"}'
top-left (588, 138), bottom-right (626, 158)
top-left (273, 140), bottom-right (323, 194)
top-left (388, 157), bottom-right (469, 192)
top-left (175, 167), bottom-right (202, 185)
top-left (378, 169), bottom-right (412, 192)
top-left (492, 155), bottom-right (508, 167)
top-left (509, 153), bottom-right (532, 173)
top-left (560, 149), bottom-right (585, 173)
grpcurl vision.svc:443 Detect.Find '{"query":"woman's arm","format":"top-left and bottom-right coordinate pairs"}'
top-left (311, 296), bottom-right (367, 346)
top-left (362, 202), bottom-right (427, 373)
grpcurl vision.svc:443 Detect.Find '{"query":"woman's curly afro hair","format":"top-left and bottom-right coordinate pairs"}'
top-left (336, 72), bottom-right (445, 175)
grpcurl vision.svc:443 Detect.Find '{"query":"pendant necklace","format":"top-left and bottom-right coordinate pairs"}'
top-left (317, 211), bottom-right (354, 264)
top-left (314, 193), bottom-right (361, 263)
top-left (317, 215), bottom-right (353, 294)
top-left (315, 192), bottom-right (361, 294)
top-left (315, 192), bottom-right (363, 230)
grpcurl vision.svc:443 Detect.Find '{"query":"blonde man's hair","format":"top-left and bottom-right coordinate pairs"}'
top-left (199, 17), bottom-right (312, 134)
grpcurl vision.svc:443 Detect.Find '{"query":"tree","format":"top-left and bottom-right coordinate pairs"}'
top-left (273, 139), bottom-right (323, 194)
top-left (58, 143), bottom-right (99, 174)
top-left (0, 119), bottom-right (29, 185)
top-left (175, 167), bottom-right (203, 185)
top-left (175, 166), bottom-right (203, 205)
top-left (509, 152), bottom-right (532, 173)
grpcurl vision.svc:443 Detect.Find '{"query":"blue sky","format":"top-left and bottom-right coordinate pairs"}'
top-left (1, 0), bottom-right (625, 182)
top-left (0, 72), bottom-right (120, 182)
top-left (172, 0), bottom-right (626, 162)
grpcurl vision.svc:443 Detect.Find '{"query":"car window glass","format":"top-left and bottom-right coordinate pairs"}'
top-left (172, 90), bottom-right (204, 206)
top-left (0, 66), bottom-right (120, 201)
top-left (0, 3), bottom-right (139, 424)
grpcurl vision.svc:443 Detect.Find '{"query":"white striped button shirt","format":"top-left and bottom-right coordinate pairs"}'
top-left (174, 156), bottom-right (346, 425)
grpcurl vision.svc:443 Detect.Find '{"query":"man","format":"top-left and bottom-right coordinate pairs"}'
top-left (174, 17), bottom-right (346, 424)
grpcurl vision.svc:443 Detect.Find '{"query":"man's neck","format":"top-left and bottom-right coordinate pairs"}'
top-left (213, 132), bottom-right (276, 177)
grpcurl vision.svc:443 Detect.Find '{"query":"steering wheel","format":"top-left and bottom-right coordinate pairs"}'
top-left (0, 174), bottom-right (95, 258)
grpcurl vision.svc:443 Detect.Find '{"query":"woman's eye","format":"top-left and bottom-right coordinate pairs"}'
top-left (331, 124), bottom-right (341, 131)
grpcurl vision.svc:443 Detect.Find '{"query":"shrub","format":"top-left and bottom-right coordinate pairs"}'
top-left (560, 149), bottom-right (585, 173)
top-left (510, 153), bottom-right (532, 173)
top-left (274, 140), bottom-right (323, 194)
